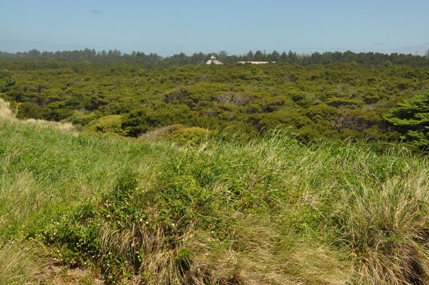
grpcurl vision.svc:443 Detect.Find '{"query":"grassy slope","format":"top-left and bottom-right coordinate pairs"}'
top-left (1, 99), bottom-right (429, 284)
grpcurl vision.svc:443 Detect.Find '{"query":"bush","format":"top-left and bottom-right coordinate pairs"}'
top-left (85, 115), bottom-right (124, 135)
top-left (384, 91), bottom-right (429, 149)
top-left (139, 124), bottom-right (213, 146)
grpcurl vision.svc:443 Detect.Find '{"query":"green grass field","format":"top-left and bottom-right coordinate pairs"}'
top-left (1, 99), bottom-right (429, 284)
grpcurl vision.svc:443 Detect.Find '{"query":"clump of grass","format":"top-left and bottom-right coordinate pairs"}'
top-left (327, 147), bottom-right (429, 285)
top-left (0, 242), bottom-right (32, 285)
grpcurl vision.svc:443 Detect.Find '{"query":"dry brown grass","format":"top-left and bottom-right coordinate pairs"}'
top-left (0, 98), bottom-right (16, 120)
top-left (0, 242), bottom-right (33, 285)
top-left (333, 172), bottom-right (429, 285)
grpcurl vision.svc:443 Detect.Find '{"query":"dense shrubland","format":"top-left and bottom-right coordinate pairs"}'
top-left (1, 52), bottom-right (429, 149)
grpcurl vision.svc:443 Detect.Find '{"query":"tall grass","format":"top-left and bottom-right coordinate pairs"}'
top-left (0, 118), bottom-right (167, 239)
top-left (0, 241), bottom-right (33, 285)
top-left (1, 109), bottom-right (429, 284)
top-left (328, 155), bottom-right (429, 285)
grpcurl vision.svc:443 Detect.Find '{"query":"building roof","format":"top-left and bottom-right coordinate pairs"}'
top-left (237, 61), bottom-right (275, 64)
top-left (206, 55), bottom-right (223, 65)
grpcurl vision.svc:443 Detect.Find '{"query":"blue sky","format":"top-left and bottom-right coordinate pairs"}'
top-left (1, 0), bottom-right (428, 56)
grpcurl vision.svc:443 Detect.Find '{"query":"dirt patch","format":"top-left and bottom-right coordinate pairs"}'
top-left (31, 261), bottom-right (104, 285)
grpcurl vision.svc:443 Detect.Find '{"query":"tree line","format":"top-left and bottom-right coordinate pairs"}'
top-left (1, 48), bottom-right (429, 67)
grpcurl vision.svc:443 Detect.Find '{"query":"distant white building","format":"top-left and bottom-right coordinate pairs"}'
top-left (206, 55), bottom-right (223, 65)
top-left (237, 61), bottom-right (275, 64)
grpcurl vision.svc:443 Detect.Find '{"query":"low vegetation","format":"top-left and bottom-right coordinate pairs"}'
top-left (1, 99), bottom-right (429, 284)
top-left (1, 52), bottom-right (429, 149)
top-left (1, 50), bottom-right (429, 284)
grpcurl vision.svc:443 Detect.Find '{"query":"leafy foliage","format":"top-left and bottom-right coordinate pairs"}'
top-left (384, 91), bottom-right (429, 149)
top-left (1, 57), bottom-right (428, 147)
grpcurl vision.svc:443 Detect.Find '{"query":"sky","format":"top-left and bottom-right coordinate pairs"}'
top-left (1, 0), bottom-right (428, 57)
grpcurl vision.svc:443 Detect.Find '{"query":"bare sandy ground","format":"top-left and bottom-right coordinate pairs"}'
top-left (0, 98), bottom-right (16, 120)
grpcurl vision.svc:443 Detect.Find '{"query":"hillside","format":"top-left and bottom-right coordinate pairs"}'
top-left (1, 101), bottom-right (429, 284)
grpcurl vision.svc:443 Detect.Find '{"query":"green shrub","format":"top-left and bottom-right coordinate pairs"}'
top-left (85, 115), bottom-right (124, 135)
top-left (69, 110), bottom-right (98, 126)
top-left (384, 91), bottom-right (429, 149)
top-left (139, 124), bottom-right (213, 146)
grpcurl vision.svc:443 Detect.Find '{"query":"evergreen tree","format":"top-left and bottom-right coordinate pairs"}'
top-left (384, 91), bottom-right (429, 149)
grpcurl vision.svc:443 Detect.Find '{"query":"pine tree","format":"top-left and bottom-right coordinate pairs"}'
top-left (384, 91), bottom-right (429, 149)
